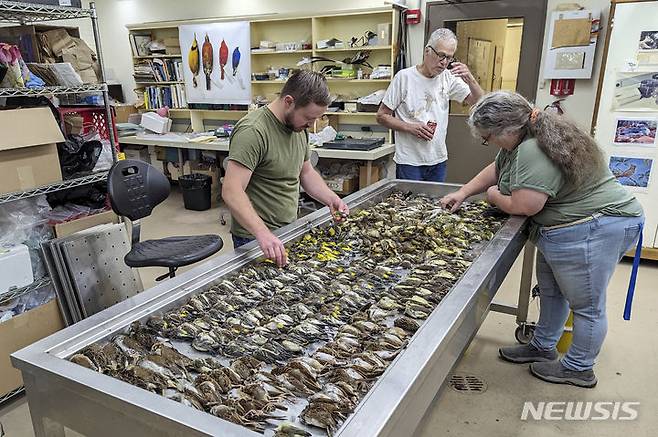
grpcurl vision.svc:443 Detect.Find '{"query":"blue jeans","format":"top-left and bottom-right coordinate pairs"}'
top-left (531, 214), bottom-right (644, 371)
top-left (396, 161), bottom-right (447, 182)
top-left (231, 234), bottom-right (254, 249)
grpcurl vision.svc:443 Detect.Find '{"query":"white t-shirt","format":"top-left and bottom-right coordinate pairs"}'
top-left (382, 66), bottom-right (471, 166)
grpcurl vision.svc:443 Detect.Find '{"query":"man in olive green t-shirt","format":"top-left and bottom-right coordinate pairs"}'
top-left (222, 71), bottom-right (349, 267)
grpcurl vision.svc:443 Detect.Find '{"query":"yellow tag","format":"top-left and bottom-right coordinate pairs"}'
top-left (117, 152), bottom-right (126, 161)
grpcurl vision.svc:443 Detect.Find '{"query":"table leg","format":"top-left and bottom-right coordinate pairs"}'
top-left (178, 149), bottom-right (185, 176)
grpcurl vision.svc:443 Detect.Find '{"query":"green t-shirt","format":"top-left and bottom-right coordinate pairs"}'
top-left (495, 137), bottom-right (643, 239)
top-left (228, 106), bottom-right (309, 238)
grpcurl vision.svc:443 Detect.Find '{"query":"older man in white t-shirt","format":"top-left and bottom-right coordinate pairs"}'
top-left (377, 28), bottom-right (483, 182)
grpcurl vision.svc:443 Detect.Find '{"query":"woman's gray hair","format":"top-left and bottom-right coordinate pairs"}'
top-left (426, 28), bottom-right (457, 49)
top-left (468, 90), bottom-right (604, 185)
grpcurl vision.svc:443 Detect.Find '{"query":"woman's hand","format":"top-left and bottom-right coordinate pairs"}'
top-left (486, 185), bottom-right (501, 206)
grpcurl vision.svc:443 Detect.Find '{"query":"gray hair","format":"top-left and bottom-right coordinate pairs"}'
top-left (469, 90), bottom-right (604, 185)
top-left (426, 28), bottom-right (458, 49)
top-left (468, 91), bottom-right (532, 137)
top-left (280, 70), bottom-right (331, 107)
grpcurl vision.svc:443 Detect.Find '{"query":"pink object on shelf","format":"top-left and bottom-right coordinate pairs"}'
top-left (156, 106), bottom-right (170, 117)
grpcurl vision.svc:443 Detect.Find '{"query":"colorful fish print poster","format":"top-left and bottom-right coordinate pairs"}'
top-left (179, 21), bottom-right (251, 105)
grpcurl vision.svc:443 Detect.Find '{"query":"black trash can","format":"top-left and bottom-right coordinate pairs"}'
top-left (179, 173), bottom-right (212, 211)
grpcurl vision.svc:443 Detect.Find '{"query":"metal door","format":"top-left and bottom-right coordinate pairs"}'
top-left (426, 0), bottom-right (547, 183)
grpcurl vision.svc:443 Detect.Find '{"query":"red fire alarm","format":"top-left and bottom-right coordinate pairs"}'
top-left (406, 9), bottom-right (421, 24)
top-left (550, 79), bottom-right (575, 96)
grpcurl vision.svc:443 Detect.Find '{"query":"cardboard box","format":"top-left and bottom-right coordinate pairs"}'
top-left (141, 112), bottom-right (172, 134)
top-left (54, 210), bottom-right (119, 238)
top-left (190, 162), bottom-right (221, 203)
top-left (0, 107), bottom-right (64, 196)
top-left (315, 115), bottom-right (338, 133)
top-left (164, 37), bottom-right (181, 55)
top-left (113, 104), bottom-right (138, 124)
top-left (123, 145), bottom-right (151, 163)
top-left (1, 299), bottom-right (65, 396)
top-left (165, 161), bottom-right (191, 181)
top-left (359, 164), bottom-right (382, 189)
top-left (63, 113), bottom-right (84, 135)
top-left (325, 175), bottom-right (358, 195)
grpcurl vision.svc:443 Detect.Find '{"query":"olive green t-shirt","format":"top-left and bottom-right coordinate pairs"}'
top-left (495, 137), bottom-right (643, 240)
top-left (228, 106), bottom-right (309, 238)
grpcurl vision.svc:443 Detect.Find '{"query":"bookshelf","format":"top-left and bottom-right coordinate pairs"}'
top-left (126, 7), bottom-right (397, 134)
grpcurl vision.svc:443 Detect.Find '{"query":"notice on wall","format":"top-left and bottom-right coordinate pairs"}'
top-left (179, 21), bottom-right (251, 105)
top-left (552, 18), bottom-right (592, 48)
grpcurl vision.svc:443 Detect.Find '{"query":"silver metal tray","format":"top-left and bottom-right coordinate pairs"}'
top-left (12, 180), bottom-right (527, 437)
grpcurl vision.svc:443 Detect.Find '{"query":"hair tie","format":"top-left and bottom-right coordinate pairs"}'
top-left (530, 108), bottom-right (540, 125)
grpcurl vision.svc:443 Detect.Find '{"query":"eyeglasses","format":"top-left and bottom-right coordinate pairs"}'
top-left (427, 45), bottom-right (456, 63)
top-left (481, 134), bottom-right (491, 146)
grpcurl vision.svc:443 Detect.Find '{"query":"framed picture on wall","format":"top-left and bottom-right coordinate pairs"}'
top-left (131, 33), bottom-right (152, 57)
top-left (613, 118), bottom-right (657, 146)
top-left (613, 72), bottom-right (658, 111)
top-left (179, 21), bottom-right (251, 105)
top-left (609, 156), bottom-right (654, 190)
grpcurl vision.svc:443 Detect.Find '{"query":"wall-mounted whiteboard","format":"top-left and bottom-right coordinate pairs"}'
top-left (179, 21), bottom-right (251, 105)
top-left (593, 0), bottom-right (658, 248)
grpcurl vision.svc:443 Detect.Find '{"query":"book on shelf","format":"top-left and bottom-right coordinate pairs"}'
top-left (133, 58), bottom-right (184, 83)
top-left (143, 84), bottom-right (187, 110)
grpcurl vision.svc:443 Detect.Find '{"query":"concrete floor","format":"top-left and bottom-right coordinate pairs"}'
top-left (1, 188), bottom-right (656, 436)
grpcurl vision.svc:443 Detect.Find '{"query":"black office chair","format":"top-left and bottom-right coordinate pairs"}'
top-left (108, 159), bottom-right (223, 281)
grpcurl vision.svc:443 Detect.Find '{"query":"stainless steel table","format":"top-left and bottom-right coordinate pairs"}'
top-left (12, 180), bottom-right (530, 437)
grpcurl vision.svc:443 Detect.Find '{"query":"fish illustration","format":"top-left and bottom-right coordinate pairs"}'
top-left (219, 39), bottom-right (228, 80)
top-left (232, 47), bottom-right (241, 76)
top-left (188, 33), bottom-right (200, 88)
top-left (202, 33), bottom-right (213, 91)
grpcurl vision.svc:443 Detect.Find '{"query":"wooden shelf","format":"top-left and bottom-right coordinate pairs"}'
top-left (324, 111), bottom-right (378, 116)
top-left (315, 45), bottom-right (391, 53)
top-left (325, 78), bottom-right (391, 83)
top-left (135, 81), bottom-right (184, 85)
top-left (251, 49), bottom-right (313, 55)
top-left (140, 108), bottom-right (249, 115)
top-left (133, 55), bottom-right (182, 59)
top-left (252, 78), bottom-right (390, 84)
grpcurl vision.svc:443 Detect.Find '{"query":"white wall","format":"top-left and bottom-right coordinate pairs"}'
top-left (90, 0), bottom-right (609, 131)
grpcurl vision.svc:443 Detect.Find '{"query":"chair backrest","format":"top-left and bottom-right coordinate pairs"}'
top-left (107, 159), bottom-right (170, 221)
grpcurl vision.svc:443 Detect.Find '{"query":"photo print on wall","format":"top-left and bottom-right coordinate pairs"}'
top-left (179, 21), bottom-right (251, 105)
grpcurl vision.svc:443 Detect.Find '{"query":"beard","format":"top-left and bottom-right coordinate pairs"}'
top-left (283, 109), bottom-right (306, 132)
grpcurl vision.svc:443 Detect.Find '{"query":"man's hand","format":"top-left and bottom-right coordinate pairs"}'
top-left (406, 122), bottom-right (434, 141)
top-left (254, 229), bottom-right (287, 267)
top-left (329, 195), bottom-right (350, 222)
top-left (449, 62), bottom-right (477, 85)
top-left (440, 189), bottom-right (467, 212)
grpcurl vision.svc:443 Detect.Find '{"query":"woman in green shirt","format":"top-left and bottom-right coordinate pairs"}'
top-left (441, 91), bottom-right (644, 388)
